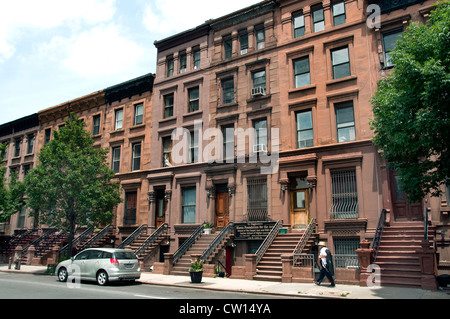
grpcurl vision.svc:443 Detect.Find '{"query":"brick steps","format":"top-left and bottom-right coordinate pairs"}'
top-left (376, 221), bottom-right (435, 289)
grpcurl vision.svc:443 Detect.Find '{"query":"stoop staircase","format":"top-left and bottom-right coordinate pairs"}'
top-left (171, 233), bottom-right (217, 276)
top-left (376, 221), bottom-right (436, 288)
top-left (254, 224), bottom-right (318, 282)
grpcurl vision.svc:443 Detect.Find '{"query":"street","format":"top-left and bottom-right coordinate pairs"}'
top-left (0, 272), bottom-right (305, 300)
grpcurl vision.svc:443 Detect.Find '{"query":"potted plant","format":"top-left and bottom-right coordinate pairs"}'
top-left (215, 265), bottom-right (226, 278)
top-left (189, 257), bottom-right (204, 283)
top-left (203, 222), bottom-right (214, 235)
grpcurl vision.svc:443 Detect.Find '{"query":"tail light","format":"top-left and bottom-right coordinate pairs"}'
top-left (110, 258), bottom-right (119, 266)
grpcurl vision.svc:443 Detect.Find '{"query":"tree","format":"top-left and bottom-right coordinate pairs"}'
top-left (371, 1), bottom-right (450, 203)
top-left (25, 114), bottom-right (122, 257)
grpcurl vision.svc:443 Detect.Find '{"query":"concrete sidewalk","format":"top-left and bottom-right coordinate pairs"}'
top-left (1, 264), bottom-right (449, 299)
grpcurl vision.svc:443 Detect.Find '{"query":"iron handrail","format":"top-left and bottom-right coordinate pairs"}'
top-left (371, 209), bottom-right (387, 262)
top-left (173, 224), bottom-right (204, 265)
top-left (201, 222), bottom-right (234, 262)
top-left (35, 230), bottom-right (67, 258)
top-left (118, 224), bottom-right (148, 249)
top-left (255, 220), bottom-right (283, 264)
top-left (134, 223), bottom-right (169, 257)
top-left (58, 226), bottom-right (94, 260)
top-left (292, 218), bottom-right (317, 265)
top-left (77, 224), bottom-right (114, 251)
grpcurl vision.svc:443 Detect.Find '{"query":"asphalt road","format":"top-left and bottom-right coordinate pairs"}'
top-left (0, 271), bottom-right (304, 300)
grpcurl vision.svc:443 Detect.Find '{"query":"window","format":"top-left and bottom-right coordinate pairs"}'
top-left (253, 118), bottom-right (268, 151)
top-left (256, 28), bottom-right (265, 50)
top-left (331, 46), bottom-right (351, 79)
top-left (188, 87), bottom-right (199, 113)
top-left (335, 101), bottom-right (356, 143)
top-left (247, 178), bottom-right (267, 221)
top-left (17, 206), bottom-right (26, 229)
top-left (14, 139), bottom-right (21, 157)
top-left (93, 115), bottom-right (100, 135)
top-left (167, 57), bottom-right (174, 77)
top-left (188, 131), bottom-right (199, 164)
top-left (164, 94), bottom-right (174, 118)
top-left (382, 29), bottom-right (403, 67)
top-left (182, 187), bottom-right (196, 223)
top-left (293, 11), bottom-right (305, 38)
top-left (330, 169), bottom-right (358, 219)
top-left (44, 128), bottom-right (51, 145)
top-left (193, 48), bottom-right (201, 69)
top-left (293, 56), bottom-right (311, 88)
top-left (132, 142), bottom-right (141, 171)
top-left (296, 110), bottom-right (313, 148)
top-left (334, 238), bottom-right (360, 268)
top-left (124, 191), bottom-right (137, 225)
top-left (222, 124), bottom-right (235, 161)
top-left (162, 137), bottom-right (173, 167)
top-left (112, 147), bottom-right (121, 173)
top-left (23, 164), bottom-right (31, 177)
top-left (312, 5), bottom-right (325, 32)
top-left (134, 103), bottom-right (143, 125)
top-left (115, 109), bottom-right (123, 130)
top-left (252, 70), bottom-right (266, 90)
top-left (27, 135), bottom-right (34, 154)
top-left (1, 143), bottom-right (7, 160)
top-left (332, 0), bottom-right (346, 26)
top-left (240, 33), bottom-right (248, 55)
top-left (222, 78), bottom-right (235, 104)
top-left (179, 52), bottom-right (187, 73)
top-left (224, 38), bottom-right (232, 60)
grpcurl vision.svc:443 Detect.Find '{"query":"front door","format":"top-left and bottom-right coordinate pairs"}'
top-left (155, 189), bottom-right (166, 228)
top-left (290, 189), bottom-right (309, 228)
top-left (390, 172), bottom-right (423, 221)
top-left (215, 191), bottom-right (229, 229)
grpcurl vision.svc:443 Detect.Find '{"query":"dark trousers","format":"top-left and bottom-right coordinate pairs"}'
top-left (317, 263), bottom-right (335, 286)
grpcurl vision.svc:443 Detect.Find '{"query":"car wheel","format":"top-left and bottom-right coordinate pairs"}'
top-left (58, 267), bottom-right (68, 282)
top-left (97, 270), bottom-right (109, 286)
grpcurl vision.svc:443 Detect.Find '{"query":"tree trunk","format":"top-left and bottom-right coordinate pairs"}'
top-left (67, 208), bottom-right (77, 258)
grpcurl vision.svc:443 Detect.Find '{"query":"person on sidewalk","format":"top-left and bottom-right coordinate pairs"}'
top-left (314, 241), bottom-right (335, 287)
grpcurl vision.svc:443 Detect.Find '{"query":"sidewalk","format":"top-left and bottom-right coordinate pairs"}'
top-left (1, 264), bottom-right (449, 299)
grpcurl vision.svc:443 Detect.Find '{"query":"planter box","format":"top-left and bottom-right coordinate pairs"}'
top-left (190, 271), bottom-right (203, 283)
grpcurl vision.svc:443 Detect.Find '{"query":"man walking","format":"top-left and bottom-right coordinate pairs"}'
top-left (314, 241), bottom-right (335, 287)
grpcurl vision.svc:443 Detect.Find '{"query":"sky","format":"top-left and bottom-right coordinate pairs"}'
top-left (0, 0), bottom-right (261, 126)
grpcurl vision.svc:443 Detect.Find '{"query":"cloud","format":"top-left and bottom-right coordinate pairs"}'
top-left (143, 0), bottom-right (261, 36)
top-left (0, 0), bottom-right (117, 62)
top-left (37, 23), bottom-right (145, 79)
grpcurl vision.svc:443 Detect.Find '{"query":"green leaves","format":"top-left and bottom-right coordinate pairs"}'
top-left (25, 113), bottom-right (122, 230)
top-left (371, 2), bottom-right (450, 203)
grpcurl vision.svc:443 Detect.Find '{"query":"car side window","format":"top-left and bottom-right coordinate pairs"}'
top-left (75, 251), bottom-right (90, 261)
top-left (88, 250), bottom-right (103, 260)
top-left (102, 252), bottom-right (113, 259)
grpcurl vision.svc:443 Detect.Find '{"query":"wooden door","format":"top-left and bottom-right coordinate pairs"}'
top-left (124, 191), bottom-right (137, 225)
top-left (155, 190), bottom-right (166, 228)
top-left (390, 173), bottom-right (423, 221)
top-left (215, 192), bottom-right (229, 229)
top-left (290, 189), bottom-right (309, 228)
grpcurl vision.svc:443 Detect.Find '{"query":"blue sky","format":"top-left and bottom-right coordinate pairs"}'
top-left (0, 0), bottom-right (260, 125)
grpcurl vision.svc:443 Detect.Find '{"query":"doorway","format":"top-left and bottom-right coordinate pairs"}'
top-left (289, 176), bottom-right (310, 229)
top-left (215, 184), bottom-right (229, 229)
top-left (155, 189), bottom-right (166, 228)
top-left (390, 172), bottom-right (423, 221)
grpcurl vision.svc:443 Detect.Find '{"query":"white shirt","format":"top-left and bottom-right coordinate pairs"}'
top-left (319, 247), bottom-right (328, 266)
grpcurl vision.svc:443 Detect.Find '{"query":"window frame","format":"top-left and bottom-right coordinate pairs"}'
top-left (332, 0), bottom-right (346, 26)
top-left (296, 109), bottom-right (314, 149)
top-left (162, 136), bottom-right (173, 167)
top-left (188, 86), bottom-right (200, 113)
top-left (132, 142), bottom-right (141, 171)
top-left (164, 94), bottom-right (174, 119)
top-left (293, 56), bottom-right (311, 88)
top-left (115, 109), bottom-right (123, 130)
top-left (312, 5), bottom-right (325, 33)
top-left (222, 77), bottom-right (235, 105)
top-left (92, 114), bottom-right (101, 135)
top-left (182, 186), bottom-right (196, 224)
top-left (335, 101), bottom-right (356, 143)
top-left (112, 146), bottom-right (121, 174)
top-left (293, 11), bottom-right (305, 38)
top-left (331, 46), bottom-right (351, 79)
top-left (134, 103), bottom-right (144, 126)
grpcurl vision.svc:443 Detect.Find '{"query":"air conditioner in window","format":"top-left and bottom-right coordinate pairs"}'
top-left (251, 87), bottom-right (266, 97)
top-left (240, 49), bottom-right (248, 55)
top-left (253, 144), bottom-right (267, 153)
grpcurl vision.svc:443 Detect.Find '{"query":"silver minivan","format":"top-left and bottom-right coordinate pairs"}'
top-left (56, 248), bottom-right (141, 286)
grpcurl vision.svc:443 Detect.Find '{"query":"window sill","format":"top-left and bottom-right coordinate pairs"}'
top-left (159, 117), bottom-right (176, 126)
top-left (326, 75), bottom-right (357, 86)
top-left (183, 110), bottom-right (203, 121)
top-left (288, 84), bottom-right (316, 95)
top-left (247, 94), bottom-right (272, 103)
top-left (217, 102), bottom-right (238, 110)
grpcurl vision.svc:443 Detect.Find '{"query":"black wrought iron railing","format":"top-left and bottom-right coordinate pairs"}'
top-left (173, 224), bottom-right (204, 265)
top-left (58, 226), bottom-right (94, 260)
top-left (78, 224), bottom-right (114, 251)
top-left (371, 209), bottom-right (387, 262)
top-left (118, 224), bottom-right (148, 249)
top-left (134, 223), bottom-right (169, 257)
top-left (201, 222), bottom-right (234, 262)
top-left (255, 220), bottom-right (283, 264)
top-left (292, 218), bottom-right (317, 266)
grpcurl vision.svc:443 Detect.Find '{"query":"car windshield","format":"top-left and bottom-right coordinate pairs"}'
top-left (114, 251), bottom-right (137, 260)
